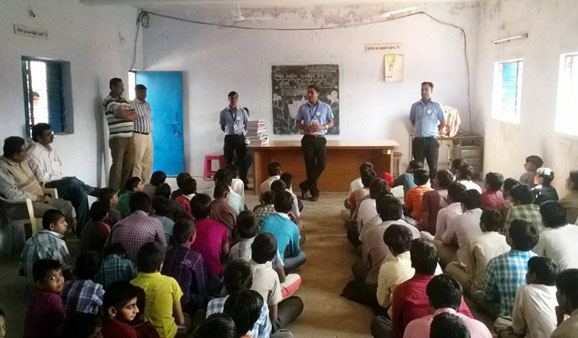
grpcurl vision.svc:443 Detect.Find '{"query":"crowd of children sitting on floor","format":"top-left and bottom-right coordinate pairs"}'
top-left (8, 160), bottom-right (307, 338)
top-left (341, 156), bottom-right (578, 338)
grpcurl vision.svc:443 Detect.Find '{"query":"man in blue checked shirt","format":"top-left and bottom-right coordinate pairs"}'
top-left (410, 82), bottom-right (446, 181)
top-left (295, 85), bottom-right (334, 202)
top-left (220, 91), bottom-right (249, 186)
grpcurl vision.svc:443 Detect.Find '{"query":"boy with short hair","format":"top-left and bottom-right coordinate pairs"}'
top-left (61, 252), bottom-right (105, 315)
top-left (21, 209), bottom-right (73, 292)
top-left (101, 281), bottom-right (140, 337)
top-left (535, 201), bottom-right (578, 270)
top-left (131, 242), bottom-right (184, 338)
top-left (215, 168), bottom-right (245, 214)
top-left (347, 168), bottom-right (377, 216)
top-left (495, 256), bottom-right (558, 338)
top-left (520, 155), bottom-right (543, 188)
top-left (191, 193), bottom-right (230, 278)
top-left (476, 219), bottom-right (539, 318)
top-left (420, 169), bottom-right (453, 234)
top-left (162, 218), bottom-right (209, 311)
top-left (260, 162), bottom-right (282, 197)
top-left (117, 177), bottom-right (144, 218)
top-left (152, 196), bottom-right (176, 244)
top-left (434, 182), bottom-right (467, 239)
top-left (533, 167), bottom-right (559, 204)
top-left (505, 185), bottom-right (544, 235)
top-left (228, 164), bottom-right (245, 199)
top-left (393, 160), bottom-right (423, 197)
top-left (457, 164), bottom-right (482, 193)
top-left (211, 182), bottom-right (238, 236)
top-left (552, 269), bottom-right (578, 338)
top-left (98, 187), bottom-right (121, 226)
top-left (279, 173), bottom-right (301, 222)
top-left (483, 172), bottom-right (505, 210)
top-left (175, 177), bottom-right (196, 217)
top-left (23, 260), bottom-right (67, 338)
top-left (80, 201), bottom-right (111, 253)
top-left (143, 170), bottom-right (166, 199)
top-left (95, 243), bottom-right (138, 290)
top-left (254, 191), bottom-right (276, 220)
top-left (170, 172), bottom-right (192, 200)
top-left (405, 169), bottom-right (432, 222)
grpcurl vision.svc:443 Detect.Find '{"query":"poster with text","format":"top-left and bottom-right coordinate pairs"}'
top-left (272, 64), bottom-right (340, 135)
top-left (384, 54), bottom-right (404, 82)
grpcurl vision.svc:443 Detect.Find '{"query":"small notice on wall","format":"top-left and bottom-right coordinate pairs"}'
top-left (384, 54), bottom-right (404, 82)
top-left (365, 43), bottom-right (401, 53)
top-left (13, 24), bottom-right (48, 39)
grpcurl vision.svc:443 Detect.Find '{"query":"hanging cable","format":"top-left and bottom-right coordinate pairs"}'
top-left (130, 11), bottom-right (149, 72)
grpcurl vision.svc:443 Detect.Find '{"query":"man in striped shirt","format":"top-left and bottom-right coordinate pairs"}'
top-left (103, 78), bottom-right (137, 190)
top-left (130, 84), bottom-right (154, 183)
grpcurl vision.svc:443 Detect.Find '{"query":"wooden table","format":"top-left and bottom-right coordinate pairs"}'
top-left (249, 139), bottom-right (399, 194)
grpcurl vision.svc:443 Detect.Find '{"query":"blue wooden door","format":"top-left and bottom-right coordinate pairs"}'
top-left (135, 71), bottom-right (185, 176)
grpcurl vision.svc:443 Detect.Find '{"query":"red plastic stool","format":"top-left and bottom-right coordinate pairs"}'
top-left (204, 153), bottom-right (225, 180)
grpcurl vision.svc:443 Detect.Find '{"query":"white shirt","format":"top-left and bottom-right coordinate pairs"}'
top-left (442, 208), bottom-right (483, 248)
top-left (231, 178), bottom-right (245, 200)
top-left (259, 175), bottom-right (281, 196)
top-left (27, 142), bottom-right (63, 183)
top-left (534, 224), bottom-right (578, 270)
top-left (468, 232), bottom-right (510, 292)
top-left (249, 260), bottom-right (283, 306)
top-left (458, 179), bottom-right (482, 193)
top-left (348, 177), bottom-right (363, 197)
top-left (511, 284), bottom-right (558, 338)
top-left (435, 202), bottom-right (463, 240)
top-left (287, 188), bottom-right (300, 221)
top-left (357, 199), bottom-right (378, 238)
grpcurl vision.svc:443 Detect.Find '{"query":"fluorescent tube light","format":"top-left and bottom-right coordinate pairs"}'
top-left (492, 33), bottom-right (529, 44)
top-left (379, 6), bottom-right (418, 18)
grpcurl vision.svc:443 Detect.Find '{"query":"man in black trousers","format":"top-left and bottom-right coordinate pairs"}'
top-left (220, 91), bottom-right (249, 185)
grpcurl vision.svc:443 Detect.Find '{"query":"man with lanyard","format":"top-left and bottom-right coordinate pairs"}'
top-left (295, 84), bottom-right (334, 202)
top-left (410, 82), bottom-right (446, 181)
top-left (131, 84), bottom-right (154, 183)
top-left (219, 91), bottom-right (249, 186)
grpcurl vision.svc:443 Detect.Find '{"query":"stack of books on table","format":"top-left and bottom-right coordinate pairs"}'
top-left (246, 120), bottom-right (269, 146)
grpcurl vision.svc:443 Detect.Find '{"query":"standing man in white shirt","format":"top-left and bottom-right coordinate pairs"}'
top-left (28, 123), bottom-right (99, 230)
top-left (131, 84), bottom-right (154, 183)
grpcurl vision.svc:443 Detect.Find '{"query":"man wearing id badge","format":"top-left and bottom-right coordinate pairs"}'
top-left (219, 91), bottom-right (249, 186)
top-left (409, 82), bottom-right (446, 181)
top-left (295, 84), bottom-right (335, 201)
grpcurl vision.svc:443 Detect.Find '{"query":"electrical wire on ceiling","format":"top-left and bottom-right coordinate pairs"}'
top-left (132, 9), bottom-right (473, 131)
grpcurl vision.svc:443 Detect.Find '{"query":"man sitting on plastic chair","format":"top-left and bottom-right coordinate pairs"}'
top-left (0, 136), bottom-right (75, 231)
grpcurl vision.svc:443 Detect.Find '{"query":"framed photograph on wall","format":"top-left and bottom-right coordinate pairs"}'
top-left (384, 54), bottom-right (403, 82)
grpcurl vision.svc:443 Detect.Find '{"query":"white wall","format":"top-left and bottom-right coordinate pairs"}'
top-left (0, 0), bottom-right (140, 186)
top-left (474, 0), bottom-right (578, 192)
top-left (141, 3), bottom-right (480, 176)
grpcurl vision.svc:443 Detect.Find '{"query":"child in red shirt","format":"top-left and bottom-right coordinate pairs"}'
top-left (102, 281), bottom-right (140, 338)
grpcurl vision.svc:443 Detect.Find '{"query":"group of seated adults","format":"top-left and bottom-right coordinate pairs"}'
top-left (341, 157), bottom-right (578, 338)
top-left (6, 126), bottom-right (309, 337)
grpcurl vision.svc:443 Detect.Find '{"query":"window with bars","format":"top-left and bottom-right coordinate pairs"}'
top-left (555, 53), bottom-right (578, 136)
top-left (492, 59), bottom-right (524, 123)
top-left (21, 57), bottom-right (73, 137)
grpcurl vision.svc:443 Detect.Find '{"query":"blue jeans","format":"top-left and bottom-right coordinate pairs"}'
top-left (46, 176), bottom-right (95, 232)
top-left (283, 251), bottom-right (307, 274)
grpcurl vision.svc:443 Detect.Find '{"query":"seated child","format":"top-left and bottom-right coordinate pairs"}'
top-left (505, 185), bottom-right (544, 235)
top-left (278, 174), bottom-right (301, 222)
top-left (162, 218), bottom-right (209, 311)
top-left (271, 180), bottom-right (300, 225)
top-left (102, 281), bottom-right (140, 338)
top-left (131, 286), bottom-right (161, 338)
top-left (457, 164), bottom-right (482, 193)
top-left (99, 187), bottom-right (121, 226)
top-left (250, 234), bottom-right (304, 332)
top-left (405, 169), bottom-right (433, 221)
top-left (131, 242), bottom-right (184, 338)
top-left (450, 158), bottom-right (467, 176)
top-left (356, 178), bottom-right (390, 241)
top-left (175, 177), bottom-right (196, 218)
top-left (196, 313), bottom-right (236, 338)
top-left (211, 182), bottom-right (238, 236)
top-left (446, 209), bottom-right (510, 294)
top-left (429, 313), bottom-right (470, 338)
top-left (501, 178), bottom-right (521, 227)
top-left (61, 313), bottom-right (102, 338)
top-left (170, 172), bottom-right (192, 200)
top-left (152, 196), bottom-right (176, 244)
top-left (80, 201), bottom-right (111, 253)
top-left (228, 164), bottom-right (245, 200)
top-left (190, 194), bottom-right (230, 278)
top-left (347, 168), bottom-right (377, 217)
top-left (260, 191), bottom-right (306, 273)
top-left (495, 256), bottom-right (558, 338)
top-left (143, 171), bottom-right (167, 199)
top-left (23, 260), bottom-right (67, 338)
top-left (224, 290), bottom-right (269, 338)
top-left (254, 191), bottom-right (276, 220)
top-left (474, 219), bottom-right (539, 318)
top-left (118, 177), bottom-right (145, 218)
top-left (61, 252), bottom-right (104, 315)
top-left (533, 167), bottom-right (559, 204)
top-left (215, 168), bottom-right (245, 214)
top-left (559, 170), bottom-right (578, 223)
top-left (434, 182), bottom-right (466, 240)
top-left (206, 260), bottom-right (271, 338)
top-left (154, 183), bottom-right (171, 199)
top-left (535, 201), bottom-right (578, 270)
top-left (551, 269), bottom-right (578, 338)
top-left (520, 155), bottom-right (543, 188)
top-left (393, 160), bottom-right (422, 197)
top-left (21, 209), bottom-right (73, 292)
top-left (482, 172), bottom-right (505, 210)
top-left (95, 243), bottom-right (137, 290)
top-left (259, 162), bottom-right (282, 197)
top-left (420, 169), bottom-right (453, 234)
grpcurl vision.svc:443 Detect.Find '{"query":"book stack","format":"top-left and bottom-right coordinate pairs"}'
top-left (245, 120), bottom-right (269, 146)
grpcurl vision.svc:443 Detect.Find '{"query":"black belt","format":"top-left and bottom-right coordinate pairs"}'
top-left (134, 131), bottom-right (150, 135)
